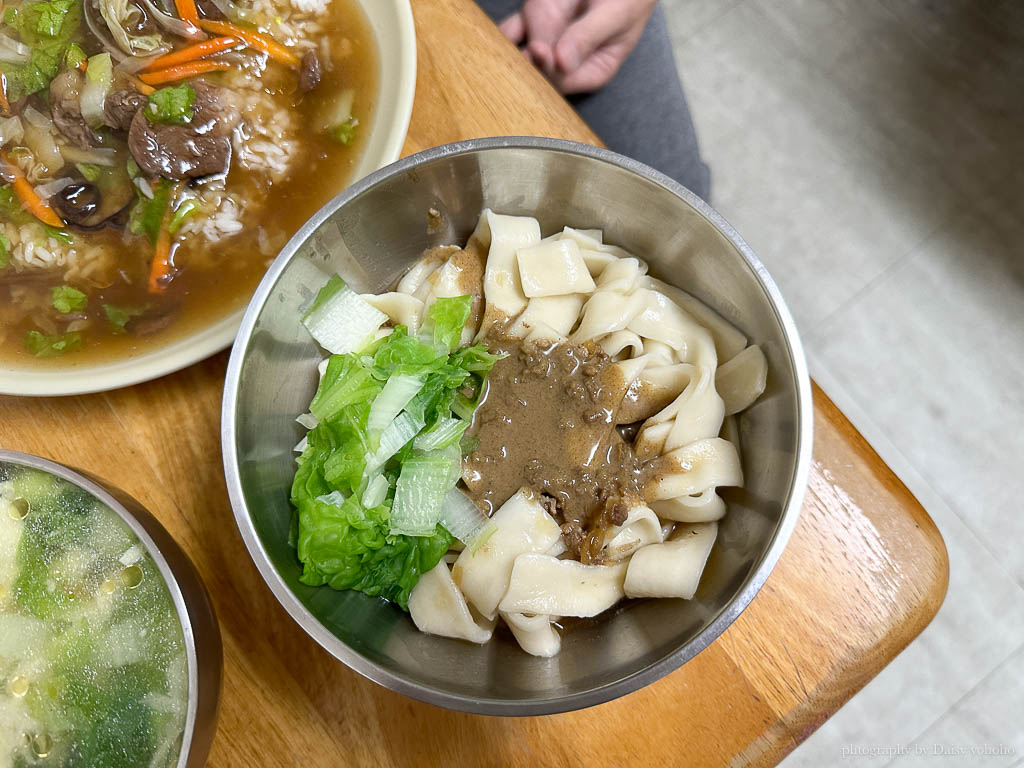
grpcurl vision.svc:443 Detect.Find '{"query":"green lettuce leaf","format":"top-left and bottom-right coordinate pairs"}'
top-left (430, 295), bottom-right (473, 353)
top-left (292, 481), bottom-right (452, 609)
top-left (290, 286), bottom-right (505, 611)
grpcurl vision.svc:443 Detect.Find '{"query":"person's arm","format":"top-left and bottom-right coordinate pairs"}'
top-left (499, 0), bottom-right (658, 94)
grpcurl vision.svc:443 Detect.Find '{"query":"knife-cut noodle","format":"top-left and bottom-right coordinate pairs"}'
top-left (339, 208), bottom-right (765, 655)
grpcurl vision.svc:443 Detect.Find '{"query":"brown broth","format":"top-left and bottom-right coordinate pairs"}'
top-left (0, 0), bottom-right (378, 369)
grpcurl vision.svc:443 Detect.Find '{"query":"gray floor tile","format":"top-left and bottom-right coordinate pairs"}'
top-left (662, 0), bottom-right (1024, 763)
top-left (781, 358), bottom-right (1024, 766)
top-left (659, 0), bottom-right (745, 42)
top-left (670, 1), bottom-right (961, 330)
top-left (815, 1), bottom-right (1023, 200)
top-left (812, 171), bottom-right (1024, 587)
top-left (888, 646), bottom-right (1024, 768)
top-left (778, 408), bottom-right (1024, 765)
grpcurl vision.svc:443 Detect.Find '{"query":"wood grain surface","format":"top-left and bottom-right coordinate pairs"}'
top-left (0, 1), bottom-right (949, 765)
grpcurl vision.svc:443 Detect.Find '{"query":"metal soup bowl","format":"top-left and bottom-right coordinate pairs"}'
top-left (0, 450), bottom-right (222, 765)
top-left (222, 137), bottom-right (813, 715)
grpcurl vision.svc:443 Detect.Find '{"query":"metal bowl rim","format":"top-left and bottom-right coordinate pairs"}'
top-left (0, 449), bottom-right (202, 764)
top-left (221, 136), bottom-right (813, 715)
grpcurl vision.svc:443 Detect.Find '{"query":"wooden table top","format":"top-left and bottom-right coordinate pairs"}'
top-left (0, 0), bottom-right (949, 765)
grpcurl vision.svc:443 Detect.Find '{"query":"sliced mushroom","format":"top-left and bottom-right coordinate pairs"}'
top-left (52, 162), bottom-right (136, 229)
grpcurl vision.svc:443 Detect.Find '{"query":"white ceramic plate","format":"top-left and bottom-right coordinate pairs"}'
top-left (0, 0), bottom-right (416, 397)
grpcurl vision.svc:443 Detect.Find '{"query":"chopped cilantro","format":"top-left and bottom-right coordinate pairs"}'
top-left (102, 304), bottom-right (146, 332)
top-left (51, 285), bottom-right (87, 314)
top-left (329, 117), bottom-right (358, 146)
top-left (145, 84), bottom-right (196, 126)
top-left (0, 232), bottom-right (10, 268)
top-left (63, 41), bottom-right (86, 70)
top-left (23, 330), bottom-right (81, 357)
top-left (128, 180), bottom-right (171, 245)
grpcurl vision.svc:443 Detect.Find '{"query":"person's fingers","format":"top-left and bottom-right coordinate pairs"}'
top-left (498, 11), bottom-right (526, 44)
top-left (553, 2), bottom-right (627, 74)
top-left (554, 44), bottom-right (624, 93)
top-left (520, 0), bottom-right (580, 49)
top-left (527, 39), bottom-right (556, 76)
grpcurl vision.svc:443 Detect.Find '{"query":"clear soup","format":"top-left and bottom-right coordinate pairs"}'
top-left (0, 462), bottom-right (188, 767)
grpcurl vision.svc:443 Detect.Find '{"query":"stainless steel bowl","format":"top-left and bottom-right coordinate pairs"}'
top-left (221, 137), bottom-right (812, 715)
top-left (0, 450), bottom-right (222, 765)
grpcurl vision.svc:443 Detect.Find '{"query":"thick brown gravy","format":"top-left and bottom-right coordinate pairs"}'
top-left (463, 337), bottom-right (652, 564)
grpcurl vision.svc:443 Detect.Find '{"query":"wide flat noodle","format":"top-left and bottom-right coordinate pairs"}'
top-left (716, 345), bottom-right (768, 416)
top-left (508, 295), bottom-right (584, 340)
top-left (475, 210), bottom-right (540, 336)
top-left (498, 554), bottom-right (627, 617)
top-left (594, 257), bottom-right (646, 295)
top-left (645, 437), bottom-right (743, 502)
top-left (396, 249), bottom-right (448, 296)
top-left (617, 363), bottom-right (692, 424)
top-left (651, 488), bottom-right (727, 523)
top-left (517, 239), bottom-right (596, 297)
top-left (451, 489), bottom-right (561, 620)
top-left (569, 290), bottom-right (647, 345)
top-left (409, 560), bottom-right (495, 644)
top-left (600, 330), bottom-right (644, 360)
top-left (361, 292), bottom-right (424, 334)
top-left (642, 276), bottom-right (747, 364)
top-left (502, 611), bottom-right (561, 657)
top-left (602, 505), bottom-right (663, 561)
top-left (624, 522), bottom-right (718, 600)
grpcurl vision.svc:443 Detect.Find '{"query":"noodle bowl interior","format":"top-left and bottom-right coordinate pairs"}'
top-left (291, 210), bottom-right (769, 657)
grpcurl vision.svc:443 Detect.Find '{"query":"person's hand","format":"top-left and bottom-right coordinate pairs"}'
top-left (499, 0), bottom-right (657, 94)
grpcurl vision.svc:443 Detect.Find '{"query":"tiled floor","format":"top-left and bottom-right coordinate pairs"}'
top-left (661, 0), bottom-right (1024, 765)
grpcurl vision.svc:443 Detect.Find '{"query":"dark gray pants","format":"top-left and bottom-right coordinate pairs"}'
top-left (475, 1), bottom-right (711, 200)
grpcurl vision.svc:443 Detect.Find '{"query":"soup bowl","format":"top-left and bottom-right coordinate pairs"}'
top-left (0, 449), bottom-right (222, 764)
top-left (0, 0), bottom-right (416, 397)
top-left (221, 137), bottom-right (813, 715)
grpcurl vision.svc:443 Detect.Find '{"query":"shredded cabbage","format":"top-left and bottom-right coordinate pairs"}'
top-left (438, 488), bottom-right (492, 546)
top-left (98, 0), bottom-right (163, 55)
top-left (80, 52), bottom-right (112, 129)
top-left (302, 275), bottom-right (388, 355)
top-left (366, 373), bottom-right (424, 435)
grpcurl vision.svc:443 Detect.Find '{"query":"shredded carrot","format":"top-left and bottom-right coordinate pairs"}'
top-left (127, 74), bottom-right (156, 95)
top-left (147, 183), bottom-right (185, 293)
top-left (77, 60), bottom-right (88, 72)
top-left (143, 36), bottom-right (240, 72)
top-left (147, 216), bottom-right (173, 293)
top-left (196, 19), bottom-right (301, 68)
top-left (0, 71), bottom-right (10, 115)
top-left (0, 150), bottom-right (65, 228)
top-left (174, 0), bottom-right (200, 26)
top-left (138, 59), bottom-right (231, 86)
